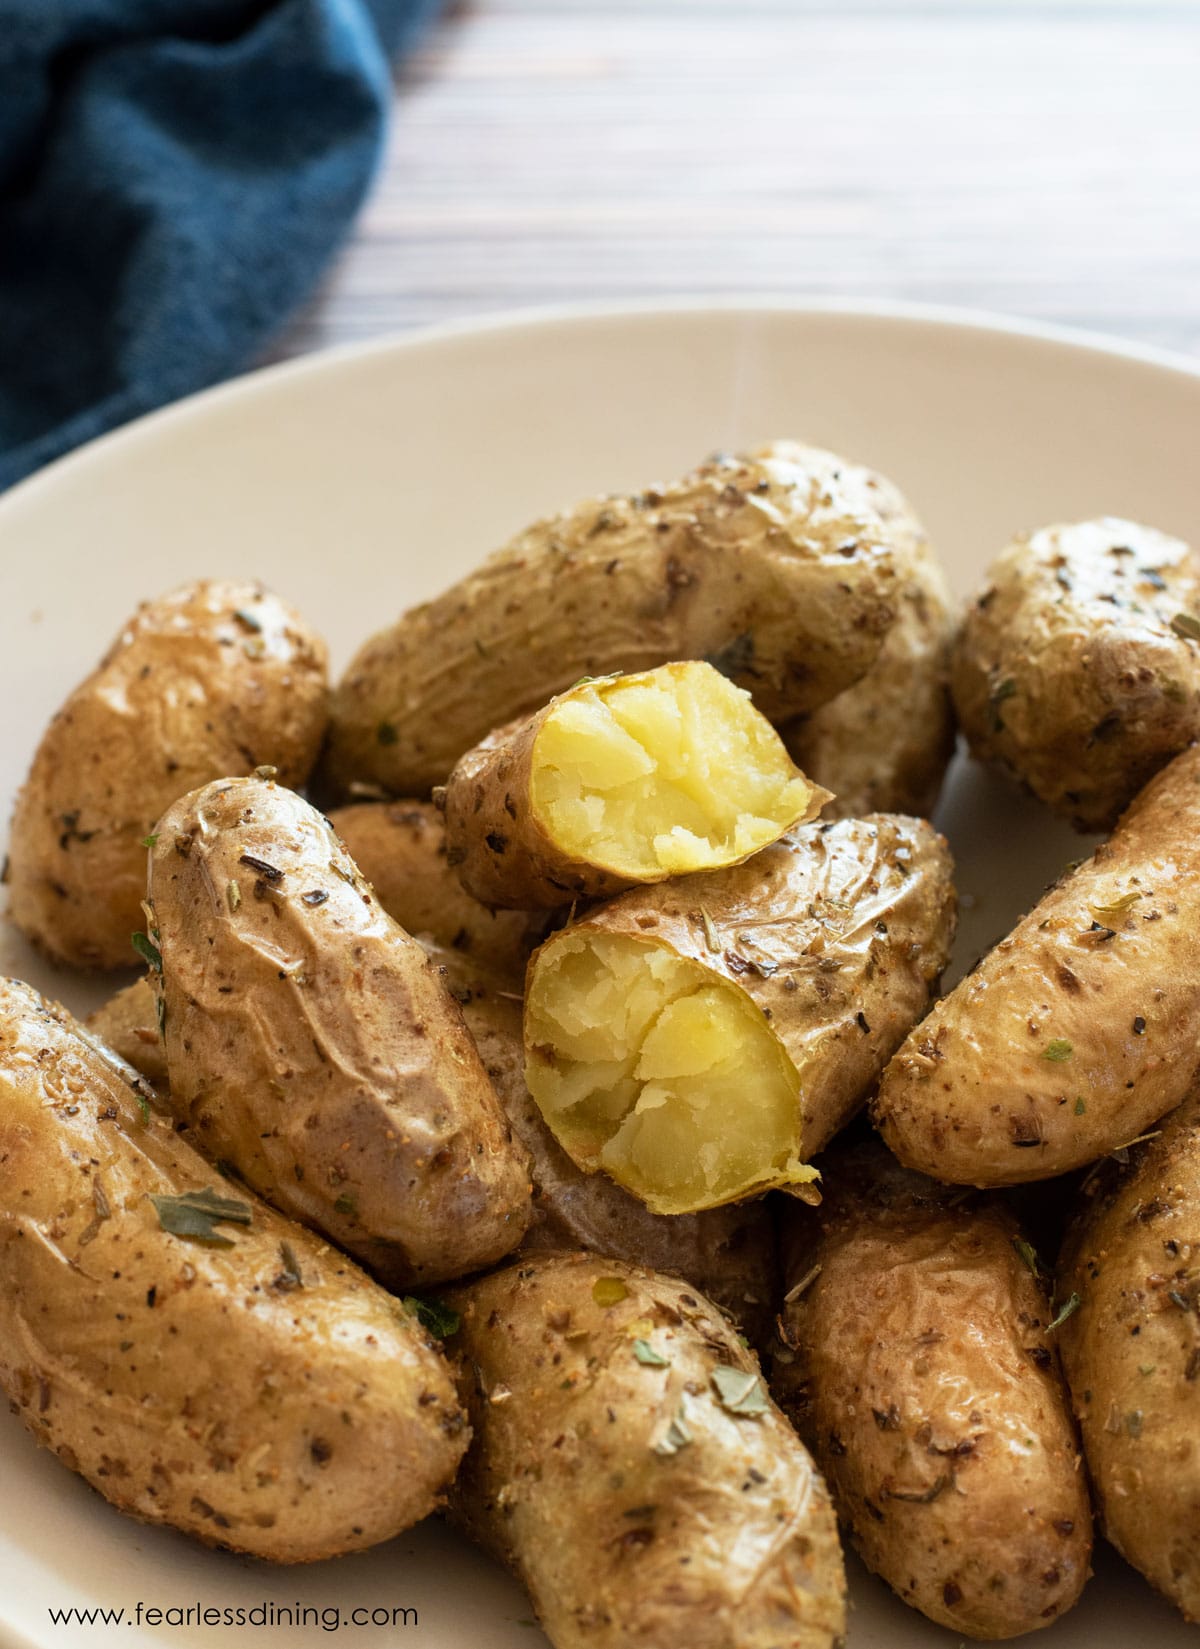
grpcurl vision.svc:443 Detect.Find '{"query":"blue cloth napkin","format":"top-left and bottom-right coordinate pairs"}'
top-left (0, 0), bottom-right (439, 491)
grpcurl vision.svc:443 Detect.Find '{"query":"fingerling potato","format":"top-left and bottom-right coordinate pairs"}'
top-left (325, 440), bottom-right (904, 796)
top-left (1058, 1089), bottom-right (1200, 1620)
top-left (524, 815), bottom-right (956, 1213)
top-left (873, 741), bottom-right (1200, 1186)
top-left (444, 1251), bottom-right (847, 1649)
top-left (148, 776), bottom-right (531, 1287)
top-left (87, 975), bottom-right (169, 1091)
top-left (442, 661), bottom-right (828, 909)
top-left (0, 977), bottom-right (466, 1562)
top-left (785, 464), bottom-right (956, 818)
top-left (427, 944), bottom-right (778, 1339)
top-left (329, 799), bottom-right (544, 977)
top-left (953, 518), bottom-right (1200, 831)
top-left (775, 1140), bottom-right (1091, 1639)
top-left (6, 580), bottom-right (328, 969)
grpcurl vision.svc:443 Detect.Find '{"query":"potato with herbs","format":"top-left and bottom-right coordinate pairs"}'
top-left (325, 440), bottom-right (905, 797)
top-left (445, 1252), bottom-right (847, 1649)
top-left (0, 977), bottom-right (467, 1562)
top-left (147, 775), bottom-right (531, 1287)
top-left (6, 580), bottom-right (328, 970)
top-left (443, 661), bottom-right (828, 909)
top-left (524, 815), bottom-right (956, 1215)
top-left (428, 944), bottom-right (777, 1339)
top-left (786, 466), bottom-right (956, 818)
top-left (1058, 1089), bottom-right (1200, 1621)
top-left (953, 517), bottom-right (1200, 831)
top-left (874, 741), bottom-right (1200, 1187)
top-left (328, 799), bottom-right (545, 979)
top-left (775, 1141), bottom-right (1091, 1639)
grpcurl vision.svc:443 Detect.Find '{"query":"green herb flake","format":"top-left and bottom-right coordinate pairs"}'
top-left (1090, 891), bottom-right (1142, 924)
top-left (149, 1186), bottom-right (252, 1247)
top-left (592, 1276), bottom-right (628, 1308)
top-left (1139, 1364), bottom-right (1157, 1377)
top-left (699, 907), bottom-right (721, 953)
top-left (632, 1339), bottom-right (670, 1367)
top-left (711, 1365), bottom-right (769, 1416)
top-left (402, 1295), bottom-right (461, 1339)
top-left (1126, 1409), bottom-right (1144, 1439)
top-left (1171, 613), bottom-right (1200, 642)
top-left (333, 1192), bottom-right (358, 1218)
top-left (1047, 1292), bottom-right (1081, 1333)
top-left (1074, 1097), bottom-right (1087, 1115)
top-left (1012, 1237), bottom-right (1042, 1277)
top-left (989, 677), bottom-right (1018, 729)
top-left (131, 931), bottom-right (162, 972)
top-left (136, 1092), bottom-right (151, 1125)
top-left (277, 1241), bottom-right (303, 1290)
top-left (1043, 1039), bottom-right (1073, 1062)
top-left (653, 1403), bottom-right (693, 1458)
top-left (140, 833), bottom-right (159, 849)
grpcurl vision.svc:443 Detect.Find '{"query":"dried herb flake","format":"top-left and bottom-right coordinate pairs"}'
top-left (402, 1295), bottom-right (461, 1339)
top-left (131, 931), bottom-right (162, 972)
top-left (1047, 1292), bottom-right (1081, 1332)
top-left (1043, 1039), bottom-right (1073, 1062)
top-left (711, 1366), bottom-right (769, 1416)
top-left (593, 1276), bottom-right (629, 1308)
top-left (150, 1187), bottom-right (252, 1247)
top-left (632, 1339), bottom-right (670, 1367)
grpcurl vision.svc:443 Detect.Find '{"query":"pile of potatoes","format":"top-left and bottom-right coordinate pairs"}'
top-left (2, 440), bottom-right (1199, 1645)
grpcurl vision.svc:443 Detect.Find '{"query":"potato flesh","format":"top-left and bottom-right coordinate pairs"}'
top-left (525, 931), bottom-right (806, 1212)
top-left (530, 665), bottom-right (814, 876)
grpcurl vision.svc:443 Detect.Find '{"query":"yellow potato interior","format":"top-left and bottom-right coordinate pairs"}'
top-left (524, 930), bottom-right (813, 1213)
top-left (530, 662), bottom-right (820, 877)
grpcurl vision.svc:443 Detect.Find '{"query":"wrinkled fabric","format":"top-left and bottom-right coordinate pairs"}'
top-left (0, 0), bottom-right (439, 490)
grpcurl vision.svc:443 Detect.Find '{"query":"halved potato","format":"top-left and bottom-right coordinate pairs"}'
top-left (443, 661), bottom-right (828, 908)
top-left (524, 816), bottom-right (957, 1214)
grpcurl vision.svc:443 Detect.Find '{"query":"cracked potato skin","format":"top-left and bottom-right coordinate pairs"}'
top-left (6, 581), bottom-right (328, 969)
top-left (873, 742), bottom-right (1200, 1187)
top-left (427, 945), bottom-right (778, 1341)
top-left (785, 464), bottom-right (957, 819)
top-left (1057, 1090), bottom-right (1200, 1622)
top-left (444, 1252), bottom-right (847, 1649)
top-left (952, 519), bottom-right (1200, 832)
top-left (775, 1141), bottom-right (1091, 1639)
top-left (324, 441), bottom-right (903, 797)
top-left (0, 978), bottom-right (467, 1563)
top-left (148, 777), bottom-right (531, 1289)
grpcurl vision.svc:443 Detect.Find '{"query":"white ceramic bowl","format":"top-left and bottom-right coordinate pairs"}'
top-left (0, 301), bottom-right (1197, 1647)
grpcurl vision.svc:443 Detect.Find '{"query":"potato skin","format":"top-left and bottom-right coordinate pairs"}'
top-left (6, 581), bottom-right (328, 969)
top-left (444, 1252), bottom-right (847, 1649)
top-left (148, 777), bottom-right (531, 1287)
top-left (87, 976), bottom-right (169, 1091)
top-left (328, 800), bottom-right (544, 979)
top-left (775, 1141), bottom-right (1091, 1639)
top-left (1058, 1091), bottom-right (1200, 1620)
top-left (426, 944), bottom-right (778, 1341)
top-left (325, 441), bottom-right (903, 796)
top-left (530, 815), bottom-right (956, 1167)
top-left (0, 978), bottom-right (466, 1562)
top-left (952, 519), bottom-right (1200, 831)
top-left (873, 742), bottom-right (1200, 1186)
top-left (785, 464), bottom-right (957, 818)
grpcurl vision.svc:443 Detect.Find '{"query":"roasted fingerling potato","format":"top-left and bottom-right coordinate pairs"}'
top-left (953, 518), bottom-right (1200, 831)
top-left (873, 740), bottom-right (1200, 1187)
top-left (328, 799), bottom-right (545, 978)
top-left (428, 943), bottom-right (778, 1340)
top-left (324, 440), bottom-right (905, 797)
top-left (87, 975), bottom-right (169, 1091)
top-left (1058, 1089), bottom-right (1200, 1621)
top-left (444, 1252), bottom-right (847, 1649)
top-left (775, 1141), bottom-right (1091, 1640)
top-left (148, 776), bottom-right (531, 1287)
top-left (0, 978), bottom-right (467, 1562)
top-left (442, 661), bottom-right (829, 909)
top-left (6, 580), bottom-right (328, 969)
top-left (524, 815), bottom-right (956, 1215)
top-left (785, 464), bottom-right (957, 818)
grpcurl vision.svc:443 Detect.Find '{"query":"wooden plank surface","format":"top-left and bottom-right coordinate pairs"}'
top-left (273, 0), bottom-right (1200, 360)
